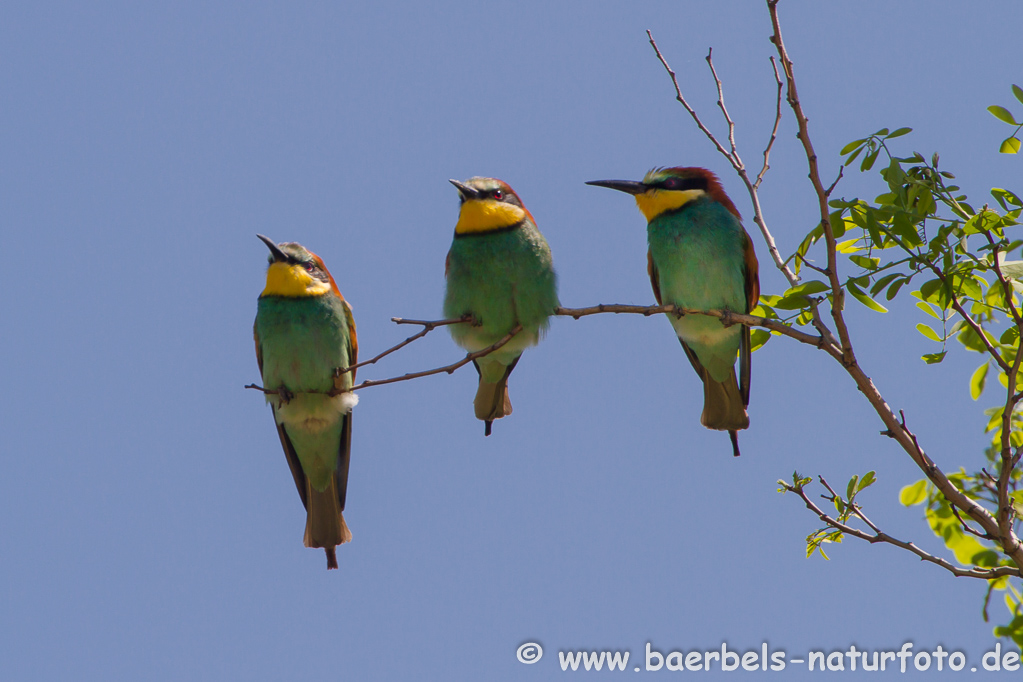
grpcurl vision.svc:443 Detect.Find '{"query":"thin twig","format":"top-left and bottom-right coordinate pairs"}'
top-left (646, 30), bottom-right (797, 287)
top-left (950, 502), bottom-right (993, 540)
top-left (825, 166), bottom-right (845, 198)
top-left (553, 304), bottom-right (834, 352)
top-left (706, 47), bottom-right (738, 157)
top-left (783, 480), bottom-right (1020, 580)
top-left (766, 0), bottom-right (852, 359)
top-left (337, 315), bottom-right (473, 375)
top-left (755, 57), bottom-right (784, 190)
top-left (347, 325), bottom-right (523, 391)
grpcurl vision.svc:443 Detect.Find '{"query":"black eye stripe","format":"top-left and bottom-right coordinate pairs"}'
top-left (656, 177), bottom-right (708, 192)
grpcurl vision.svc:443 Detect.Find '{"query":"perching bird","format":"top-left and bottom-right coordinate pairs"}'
top-left (587, 168), bottom-right (759, 457)
top-left (253, 235), bottom-right (358, 569)
top-left (443, 177), bottom-right (559, 436)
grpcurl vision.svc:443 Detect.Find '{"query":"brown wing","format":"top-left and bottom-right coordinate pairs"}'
top-left (650, 251), bottom-right (708, 380)
top-left (739, 230), bottom-right (760, 407)
top-left (647, 250), bottom-right (663, 305)
top-left (274, 420), bottom-right (310, 509)
top-left (331, 313), bottom-right (357, 512)
top-left (335, 412), bottom-right (352, 511)
top-left (742, 230), bottom-right (760, 313)
top-left (256, 318), bottom-right (310, 508)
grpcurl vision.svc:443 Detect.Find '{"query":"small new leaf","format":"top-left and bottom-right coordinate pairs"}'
top-left (1000, 137), bottom-right (1021, 155)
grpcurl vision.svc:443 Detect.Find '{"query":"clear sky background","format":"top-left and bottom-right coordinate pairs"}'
top-left (3, 1), bottom-right (1022, 679)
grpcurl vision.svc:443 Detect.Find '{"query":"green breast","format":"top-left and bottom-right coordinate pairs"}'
top-left (255, 293), bottom-right (353, 393)
top-left (648, 198), bottom-right (747, 312)
top-left (444, 224), bottom-right (559, 345)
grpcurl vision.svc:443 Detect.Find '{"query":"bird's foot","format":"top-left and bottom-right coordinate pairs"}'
top-left (277, 386), bottom-right (294, 404)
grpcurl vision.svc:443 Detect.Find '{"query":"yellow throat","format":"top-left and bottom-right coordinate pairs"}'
top-left (635, 188), bottom-right (705, 222)
top-left (262, 262), bottom-right (331, 297)
top-left (454, 198), bottom-right (526, 235)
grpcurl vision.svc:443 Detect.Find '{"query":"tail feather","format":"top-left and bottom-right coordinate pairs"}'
top-left (472, 357), bottom-right (518, 436)
top-left (303, 477), bottom-right (351, 570)
top-left (700, 366), bottom-right (750, 432)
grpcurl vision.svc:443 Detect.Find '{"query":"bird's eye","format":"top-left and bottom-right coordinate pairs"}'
top-left (493, 189), bottom-right (504, 200)
top-left (663, 178), bottom-right (681, 190)
top-left (303, 262), bottom-right (315, 272)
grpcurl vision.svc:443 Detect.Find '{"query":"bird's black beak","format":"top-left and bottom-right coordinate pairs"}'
top-left (257, 234), bottom-right (290, 263)
top-left (585, 179), bottom-right (648, 195)
top-left (449, 179), bottom-right (481, 201)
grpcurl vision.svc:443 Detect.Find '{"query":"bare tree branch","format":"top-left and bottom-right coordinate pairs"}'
top-left (347, 325), bottom-right (523, 392)
top-left (646, 30), bottom-right (797, 287)
top-left (337, 315), bottom-right (474, 376)
top-left (766, 0), bottom-right (852, 359)
top-left (554, 304), bottom-right (834, 352)
top-left (756, 56), bottom-right (784, 190)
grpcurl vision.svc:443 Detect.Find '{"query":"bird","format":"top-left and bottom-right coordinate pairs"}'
top-left (253, 234), bottom-right (359, 569)
top-left (443, 177), bottom-right (559, 436)
top-left (586, 167), bottom-right (759, 457)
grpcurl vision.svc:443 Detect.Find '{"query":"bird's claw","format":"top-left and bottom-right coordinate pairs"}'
top-left (278, 386), bottom-right (294, 404)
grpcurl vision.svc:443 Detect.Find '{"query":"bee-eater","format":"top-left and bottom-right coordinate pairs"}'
top-left (587, 168), bottom-right (759, 457)
top-left (253, 235), bottom-right (358, 569)
top-left (443, 177), bottom-right (559, 436)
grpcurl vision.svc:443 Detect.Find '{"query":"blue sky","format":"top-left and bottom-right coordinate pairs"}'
top-left (3, 1), bottom-right (1022, 679)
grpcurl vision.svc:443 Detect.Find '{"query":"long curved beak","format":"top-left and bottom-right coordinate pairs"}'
top-left (585, 179), bottom-right (648, 195)
top-left (449, 179), bottom-right (481, 201)
top-left (257, 234), bottom-right (290, 263)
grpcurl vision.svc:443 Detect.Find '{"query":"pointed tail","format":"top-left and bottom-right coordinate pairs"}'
top-left (303, 477), bottom-right (351, 570)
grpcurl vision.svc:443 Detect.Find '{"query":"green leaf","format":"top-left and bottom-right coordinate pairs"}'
top-left (916, 301), bottom-right (940, 319)
top-left (836, 238), bottom-right (861, 254)
top-left (998, 259), bottom-right (1023, 279)
top-left (1001, 137), bottom-right (1021, 155)
top-left (858, 471), bottom-right (876, 491)
top-left (870, 272), bottom-right (901, 296)
top-left (970, 363), bottom-right (989, 400)
top-left (1014, 84), bottom-right (1023, 105)
top-left (989, 105), bottom-right (1019, 125)
top-left (886, 277), bottom-right (908, 300)
top-left (887, 127), bottom-right (912, 139)
top-left (843, 145), bottom-right (864, 167)
top-left (849, 255), bottom-right (880, 270)
top-left (922, 351), bottom-right (947, 364)
top-left (846, 476), bottom-right (858, 500)
top-left (916, 323), bottom-right (943, 342)
top-left (847, 281), bottom-right (888, 312)
top-left (900, 479), bottom-right (928, 506)
top-left (788, 280), bottom-right (831, 296)
top-left (840, 138), bottom-right (866, 155)
top-left (749, 328), bottom-right (771, 352)
top-left (860, 148), bottom-right (880, 172)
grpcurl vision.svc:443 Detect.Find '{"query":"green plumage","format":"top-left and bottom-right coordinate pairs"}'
top-left (648, 197), bottom-right (747, 382)
top-left (586, 167), bottom-right (759, 456)
top-left (253, 236), bottom-right (357, 569)
top-left (444, 178), bottom-right (559, 434)
top-left (255, 295), bottom-right (354, 490)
